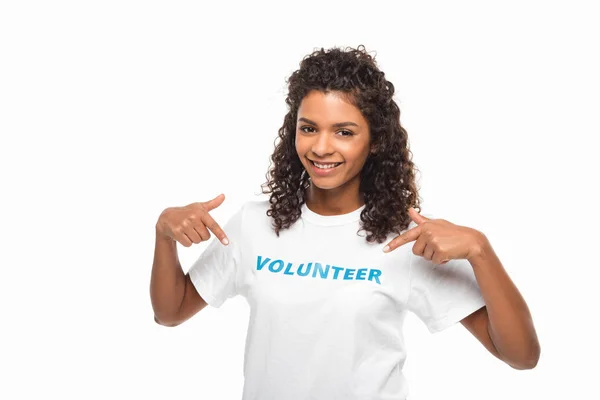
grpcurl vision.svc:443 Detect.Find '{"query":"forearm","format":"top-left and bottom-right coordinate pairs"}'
top-left (468, 234), bottom-right (540, 369)
top-left (150, 226), bottom-right (186, 324)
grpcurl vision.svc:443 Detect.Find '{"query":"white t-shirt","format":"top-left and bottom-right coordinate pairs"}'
top-left (189, 199), bottom-right (486, 400)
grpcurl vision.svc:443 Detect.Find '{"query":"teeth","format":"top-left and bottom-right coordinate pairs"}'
top-left (314, 162), bottom-right (340, 169)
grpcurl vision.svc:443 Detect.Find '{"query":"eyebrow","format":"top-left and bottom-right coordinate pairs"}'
top-left (298, 117), bottom-right (359, 128)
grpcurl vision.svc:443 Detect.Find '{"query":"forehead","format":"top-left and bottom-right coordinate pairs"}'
top-left (297, 90), bottom-right (366, 124)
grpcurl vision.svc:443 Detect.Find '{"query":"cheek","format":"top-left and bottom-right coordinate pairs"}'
top-left (345, 145), bottom-right (370, 164)
top-left (295, 136), bottom-right (311, 158)
top-left (347, 150), bottom-right (371, 173)
top-left (294, 134), bottom-right (303, 151)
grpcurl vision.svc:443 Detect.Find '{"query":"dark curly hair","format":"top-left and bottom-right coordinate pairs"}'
top-left (260, 45), bottom-right (422, 244)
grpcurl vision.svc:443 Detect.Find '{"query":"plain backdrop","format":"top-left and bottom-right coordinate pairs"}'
top-left (1, 1), bottom-right (598, 399)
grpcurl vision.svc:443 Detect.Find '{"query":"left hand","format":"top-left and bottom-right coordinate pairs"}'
top-left (383, 207), bottom-right (485, 264)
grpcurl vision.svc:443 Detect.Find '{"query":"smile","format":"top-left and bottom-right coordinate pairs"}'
top-left (309, 159), bottom-right (343, 168)
top-left (308, 159), bottom-right (344, 175)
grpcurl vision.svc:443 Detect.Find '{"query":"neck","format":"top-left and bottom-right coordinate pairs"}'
top-left (304, 183), bottom-right (364, 216)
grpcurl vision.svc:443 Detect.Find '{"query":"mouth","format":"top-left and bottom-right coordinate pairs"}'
top-left (308, 159), bottom-right (344, 173)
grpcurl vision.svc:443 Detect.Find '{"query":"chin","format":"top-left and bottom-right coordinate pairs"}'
top-left (306, 175), bottom-right (347, 190)
top-left (310, 181), bottom-right (340, 190)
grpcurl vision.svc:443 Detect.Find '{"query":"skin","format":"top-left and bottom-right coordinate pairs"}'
top-left (158, 88), bottom-right (541, 370)
top-left (384, 209), bottom-right (541, 369)
top-left (296, 89), bottom-right (540, 370)
top-left (295, 90), bottom-right (376, 215)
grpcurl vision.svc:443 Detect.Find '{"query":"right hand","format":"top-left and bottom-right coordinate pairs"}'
top-left (156, 193), bottom-right (229, 247)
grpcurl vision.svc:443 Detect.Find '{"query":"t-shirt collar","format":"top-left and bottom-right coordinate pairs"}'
top-left (300, 202), bottom-right (365, 226)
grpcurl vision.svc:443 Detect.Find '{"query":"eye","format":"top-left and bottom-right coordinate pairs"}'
top-left (298, 126), bottom-right (353, 136)
top-left (299, 126), bottom-right (316, 133)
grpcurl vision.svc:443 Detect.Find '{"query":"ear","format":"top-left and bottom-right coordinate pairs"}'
top-left (370, 143), bottom-right (379, 154)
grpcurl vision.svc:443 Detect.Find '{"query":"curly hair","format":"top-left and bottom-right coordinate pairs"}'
top-left (260, 44), bottom-right (422, 244)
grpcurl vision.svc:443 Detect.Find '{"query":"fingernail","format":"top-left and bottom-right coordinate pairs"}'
top-left (222, 238), bottom-right (229, 245)
top-left (383, 245), bottom-right (390, 253)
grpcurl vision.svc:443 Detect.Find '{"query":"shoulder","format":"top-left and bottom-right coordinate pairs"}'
top-left (237, 198), bottom-right (272, 227)
top-left (231, 199), bottom-right (274, 239)
top-left (240, 198), bottom-right (270, 216)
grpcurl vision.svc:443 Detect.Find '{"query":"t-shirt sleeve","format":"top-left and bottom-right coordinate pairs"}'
top-left (187, 203), bottom-right (245, 309)
top-left (405, 221), bottom-right (486, 333)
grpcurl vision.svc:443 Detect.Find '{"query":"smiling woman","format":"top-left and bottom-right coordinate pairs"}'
top-left (261, 45), bottom-right (420, 238)
top-left (295, 91), bottom-right (372, 199)
top-left (151, 44), bottom-right (539, 400)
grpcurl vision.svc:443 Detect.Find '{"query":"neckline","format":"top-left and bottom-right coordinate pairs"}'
top-left (300, 202), bottom-right (365, 226)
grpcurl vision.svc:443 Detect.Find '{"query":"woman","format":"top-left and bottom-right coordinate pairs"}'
top-left (150, 45), bottom-right (540, 399)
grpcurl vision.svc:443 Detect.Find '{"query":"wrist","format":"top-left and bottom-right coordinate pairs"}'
top-left (467, 231), bottom-right (491, 264)
top-left (155, 223), bottom-right (174, 243)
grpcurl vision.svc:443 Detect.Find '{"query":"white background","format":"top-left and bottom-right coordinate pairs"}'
top-left (1, 1), bottom-right (598, 399)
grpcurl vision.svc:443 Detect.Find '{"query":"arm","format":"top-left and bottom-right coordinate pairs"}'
top-left (150, 227), bottom-right (208, 327)
top-left (461, 234), bottom-right (541, 370)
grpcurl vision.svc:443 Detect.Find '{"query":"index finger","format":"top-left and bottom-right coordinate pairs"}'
top-left (201, 212), bottom-right (229, 245)
top-left (383, 225), bottom-right (421, 253)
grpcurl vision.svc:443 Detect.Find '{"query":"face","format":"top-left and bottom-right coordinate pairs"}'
top-left (295, 90), bottom-right (373, 193)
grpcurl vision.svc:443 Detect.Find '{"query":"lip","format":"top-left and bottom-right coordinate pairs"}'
top-left (307, 159), bottom-right (344, 176)
top-left (308, 159), bottom-right (344, 164)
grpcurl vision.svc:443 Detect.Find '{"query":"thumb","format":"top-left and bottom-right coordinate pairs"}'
top-left (204, 193), bottom-right (226, 211)
top-left (409, 207), bottom-right (429, 225)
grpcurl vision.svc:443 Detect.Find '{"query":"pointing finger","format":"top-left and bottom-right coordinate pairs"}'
top-left (201, 212), bottom-right (229, 245)
top-left (383, 225), bottom-right (421, 253)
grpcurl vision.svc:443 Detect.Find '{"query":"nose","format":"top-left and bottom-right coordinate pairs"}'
top-left (311, 131), bottom-right (334, 157)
